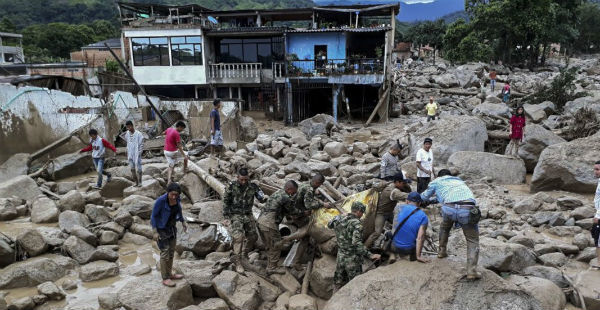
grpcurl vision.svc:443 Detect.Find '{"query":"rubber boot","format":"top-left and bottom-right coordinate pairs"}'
top-left (131, 169), bottom-right (139, 186)
top-left (231, 255), bottom-right (245, 274)
top-left (137, 171), bottom-right (143, 187)
top-left (466, 237), bottom-right (481, 280)
top-left (438, 230), bottom-right (449, 258)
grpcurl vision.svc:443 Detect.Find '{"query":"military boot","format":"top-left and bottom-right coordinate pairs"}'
top-left (230, 255), bottom-right (245, 274)
top-left (136, 171), bottom-right (143, 187)
top-left (438, 229), bottom-right (449, 258)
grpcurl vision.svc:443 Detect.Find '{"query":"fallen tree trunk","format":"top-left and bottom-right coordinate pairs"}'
top-left (188, 162), bottom-right (226, 198)
top-left (487, 130), bottom-right (510, 140)
top-left (253, 150), bottom-right (279, 165)
top-left (322, 181), bottom-right (345, 201)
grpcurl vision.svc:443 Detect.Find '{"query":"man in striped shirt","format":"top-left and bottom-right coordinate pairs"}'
top-left (380, 143), bottom-right (402, 180)
top-left (421, 169), bottom-right (481, 280)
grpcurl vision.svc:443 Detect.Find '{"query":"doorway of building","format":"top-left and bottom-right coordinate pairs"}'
top-left (314, 45), bottom-right (328, 70)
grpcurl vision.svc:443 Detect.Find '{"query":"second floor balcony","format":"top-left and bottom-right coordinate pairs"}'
top-left (287, 58), bottom-right (384, 78)
top-left (207, 62), bottom-right (285, 84)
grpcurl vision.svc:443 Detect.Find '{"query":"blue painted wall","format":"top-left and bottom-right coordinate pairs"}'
top-left (286, 32), bottom-right (346, 60)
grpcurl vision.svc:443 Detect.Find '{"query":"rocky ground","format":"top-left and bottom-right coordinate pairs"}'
top-left (1, 56), bottom-right (600, 310)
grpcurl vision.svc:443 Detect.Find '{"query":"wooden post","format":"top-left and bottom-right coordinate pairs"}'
top-left (188, 161), bottom-right (226, 198)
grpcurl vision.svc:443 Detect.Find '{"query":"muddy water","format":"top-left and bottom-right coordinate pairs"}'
top-left (0, 218), bottom-right (58, 239)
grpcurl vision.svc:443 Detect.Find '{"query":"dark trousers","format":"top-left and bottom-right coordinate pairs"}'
top-left (157, 227), bottom-right (177, 280)
top-left (417, 177), bottom-right (431, 193)
top-left (391, 244), bottom-right (417, 261)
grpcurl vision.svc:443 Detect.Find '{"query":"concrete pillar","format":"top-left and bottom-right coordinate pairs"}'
top-left (332, 84), bottom-right (340, 123)
top-left (229, 86), bottom-right (233, 99)
top-left (286, 81), bottom-right (293, 125)
top-left (0, 36), bottom-right (4, 64)
top-left (238, 86), bottom-right (242, 99)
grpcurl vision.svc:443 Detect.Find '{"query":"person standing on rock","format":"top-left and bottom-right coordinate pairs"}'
top-left (365, 173), bottom-right (412, 249)
top-left (125, 121), bottom-right (144, 187)
top-left (489, 69), bottom-right (497, 92)
top-left (389, 192), bottom-right (429, 263)
top-left (257, 180), bottom-right (298, 274)
top-left (223, 168), bottom-right (266, 273)
top-left (210, 99), bottom-right (223, 157)
top-left (328, 201), bottom-right (381, 292)
top-left (80, 128), bottom-right (117, 189)
top-left (416, 138), bottom-right (435, 193)
top-left (425, 96), bottom-right (438, 122)
top-left (421, 169), bottom-right (481, 280)
top-left (151, 182), bottom-right (188, 287)
top-left (502, 81), bottom-right (511, 103)
top-left (506, 105), bottom-right (526, 157)
top-left (593, 161), bottom-right (600, 265)
top-left (163, 121), bottom-right (189, 184)
top-left (380, 143), bottom-right (403, 180)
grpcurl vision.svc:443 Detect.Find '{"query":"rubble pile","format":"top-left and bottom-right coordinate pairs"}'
top-left (0, 57), bottom-right (600, 310)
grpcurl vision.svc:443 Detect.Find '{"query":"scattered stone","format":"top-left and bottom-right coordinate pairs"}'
top-left (123, 179), bottom-right (164, 199)
top-left (181, 173), bottom-right (208, 203)
top-left (557, 196), bottom-right (583, 210)
top-left (507, 275), bottom-right (565, 310)
top-left (127, 264), bottom-right (151, 276)
top-left (177, 224), bottom-right (220, 257)
top-left (98, 293), bottom-right (122, 310)
top-left (0, 153), bottom-right (30, 181)
top-left (121, 195), bottom-right (154, 219)
top-left (573, 269), bottom-right (600, 309)
top-left (47, 153), bottom-right (91, 180)
top-left (173, 260), bottom-right (217, 298)
top-left (16, 229), bottom-right (48, 257)
top-left (99, 231), bottom-right (119, 245)
top-left (30, 197), bottom-right (59, 224)
top-left (0, 238), bottom-right (15, 268)
top-left (539, 252), bottom-right (568, 267)
top-left (298, 114), bottom-right (337, 138)
top-left (100, 177), bottom-right (134, 198)
top-left (84, 204), bottom-right (112, 223)
top-left (59, 210), bottom-right (90, 233)
top-left (7, 297), bottom-right (34, 310)
top-left (80, 260), bottom-right (119, 282)
top-left (522, 265), bottom-right (569, 288)
top-left (84, 191), bottom-right (104, 205)
top-left (58, 190), bottom-right (85, 212)
top-left (61, 279), bottom-right (77, 290)
top-left (121, 232), bottom-right (150, 245)
top-left (31, 294), bottom-right (47, 305)
top-left (571, 206), bottom-right (595, 220)
top-left (270, 272), bottom-right (301, 294)
top-left (289, 294), bottom-right (317, 310)
top-left (517, 124), bottom-right (566, 172)
top-left (0, 257), bottom-right (68, 289)
top-left (575, 247), bottom-right (597, 263)
top-left (117, 274), bottom-right (194, 310)
top-left (212, 270), bottom-right (261, 310)
top-left (113, 210), bottom-right (133, 228)
top-left (0, 198), bottom-right (20, 221)
top-left (36, 281), bottom-right (65, 300)
top-left (0, 175), bottom-right (43, 202)
top-left (309, 254), bottom-right (336, 299)
top-left (197, 298), bottom-right (229, 310)
top-left (70, 225), bottom-right (98, 246)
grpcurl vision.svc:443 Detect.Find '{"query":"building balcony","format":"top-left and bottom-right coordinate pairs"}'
top-left (207, 62), bottom-right (285, 84)
top-left (287, 58), bottom-right (384, 78)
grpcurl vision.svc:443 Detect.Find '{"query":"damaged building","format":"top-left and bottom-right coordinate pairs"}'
top-left (118, 1), bottom-right (398, 124)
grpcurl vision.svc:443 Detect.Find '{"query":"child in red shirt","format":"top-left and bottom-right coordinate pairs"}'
top-left (506, 106), bottom-right (526, 157)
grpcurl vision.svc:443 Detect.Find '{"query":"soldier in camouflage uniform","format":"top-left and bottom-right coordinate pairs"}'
top-left (257, 180), bottom-right (298, 274)
top-left (328, 201), bottom-right (381, 292)
top-left (223, 168), bottom-right (266, 273)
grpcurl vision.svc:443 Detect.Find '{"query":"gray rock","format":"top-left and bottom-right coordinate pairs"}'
top-left (472, 102), bottom-right (511, 118)
top-left (298, 114), bottom-right (337, 138)
top-left (36, 281), bottom-right (65, 300)
top-left (508, 236), bottom-right (535, 249)
top-left (174, 260), bottom-right (217, 298)
top-left (0, 175), bottom-right (42, 202)
top-left (522, 265), bottom-right (569, 288)
top-left (564, 96), bottom-right (600, 115)
top-left (30, 197), bottom-right (59, 224)
top-left (513, 196), bottom-right (543, 214)
top-left (129, 224), bottom-right (154, 240)
top-left (84, 204), bottom-right (112, 223)
top-left (309, 254), bottom-right (336, 299)
top-left (121, 232), bottom-right (150, 245)
top-left (576, 247), bottom-right (597, 263)
top-left (239, 116), bottom-right (258, 142)
top-left (98, 222), bottom-right (125, 238)
top-left (47, 153), bottom-right (91, 180)
top-left (539, 252), bottom-right (568, 267)
top-left (123, 179), bottom-right (164, 199)
top-left (98, 293), bottom-right (122, 310)
top-left (197, 298), bottom-right (229, 310)
top-left (84, 191), bottom-right (104, 205)
top-left (212, 270), bottom-right (261, 310)
top-left (180, 173), bottom-right (208, 204)
top-left (113, 210), bottom-right (133, 228)
top-left (448, 151), bottom-right (526, 184)
top-left (99, 231), bottom-right (119, 245)
top-left (7, 297), bottom-right (34, 310)
top-left (573, 232), bottom-right (593, 250)
top-left (121, 195), bottom-right (154, 219)
top-left (117, 274), bottom-right (194, 310)
top-left (507, 275), bottom-right (565, 310)
top-left (194, 201), bottom-right (224, 223)
top-left (126, 264), bottom-right (151, 276)
top-left (532, 133), bottom-right (600, 193)
top-left (0, 257), bottom-right (69, 289)
top-left (517, 124), bottom-right (566, 172)
top-left (557, 196), bottom-right (584, 210)
top-left (409, 116), bottom-right (488, 164)
top-left (69, 225), bottom-right (98, 246)
top-left (177, 224), bottom-right (220, 258)
top-left (572, 270), bottom-right (600, 309)
top-left (0, 237), bottom-right (15, 268)
top-left (289, 294), bottom-right (317, 310)
top-left (0, 153), bottom-right (30, 182)
top-left (576, 218), bottom-right (594, 230)
top-left (58, 211), bottom-right (90, 233)
top-left (530, 211), bottom-right (562, 227)
top-left (323, 141), bottom-right (347, 158)
top-left (61, 279), bottom-right (77, 290)
top-left (16, 229), bottom-right (48, 257)
top-left (99, 177), bottom-right (134, 198)
top-left (571, 206), bottom-right (595, 220)
top-left (55, 182), bottom-right (76, 195)
top-left (58, 190), bottom-right (85, 213)
top-left (0, 198), bottom-right (20, 221)
top-left (80, 260), bottom-right (119, 282)
top-left (306, 160), bottom-right (337, 177)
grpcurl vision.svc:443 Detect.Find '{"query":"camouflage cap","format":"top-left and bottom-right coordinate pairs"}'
top-left (351, 201), bottom-right (366, 213)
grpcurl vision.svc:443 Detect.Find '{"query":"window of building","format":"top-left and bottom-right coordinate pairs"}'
top-left (171, 36), bottom-right (203, 65)
top-left (217, 37), bottom-right (284, 68)
top-left (131, 37), bottom-right (169, 66)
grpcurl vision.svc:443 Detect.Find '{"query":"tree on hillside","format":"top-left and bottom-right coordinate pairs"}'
top-left (574, 2), bottom-right (600, 53)
top-left (406, 19), bottom-right (447, 64)
top-left (0, 17), bottom-right (16, 33)
top-left (443, 19), bottom-right (492, 64)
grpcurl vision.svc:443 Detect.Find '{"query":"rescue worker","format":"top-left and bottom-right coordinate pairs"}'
top-left (364, 172), bottom-right (412, 249)
top-left (329, 201), bottom-right (381, 293)
top-left (223, 168), bottom-right (266, 273)
top-left (257, 180), bottom-right (298, 274)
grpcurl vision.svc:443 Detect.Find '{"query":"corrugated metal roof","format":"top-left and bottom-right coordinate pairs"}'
top-left (205, 26), bottom-right (288, 33)
top-left (286, 26), bottom-right (391, 33)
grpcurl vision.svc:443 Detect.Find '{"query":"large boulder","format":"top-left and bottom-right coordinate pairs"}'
top-left (298, 114), bottom-right (337, 138)
top-left (523, 103), bottom-right (554, 123)
top-left (448, 151), bottom-right (526, 184)
top-left (30, 197), bottom-right (59, 224)
top-left (16, 229), bottom-right (48, 257)
top-left (0, 153), bottom-right (30, 181)
top-left (240, 116), bottom-right (259, 142)
top-left (518, 124), bottom-right (566, 172)
top-left (0, 175), bottom-right (42, 202)
top-left (564, 96), bottom-right (600, 116)
top-left (117, 274), bottom-right (194, 310)
top-left (306, 160), bottom-right (337, 177)
top-left (323, 142), bottom-right (348, 158)
top-left (99, 177), bottom-right (134, 198)
top-left (450, 236), bottom-right (536, 272)
top-left (472, 102), bottom-right (511, 118)
top-left (212, 270), bottom-right (262, 310)
top-left (58, 190), bottom-right (85, 213)
top-left (0, 197), bottom-right (20, 221)
top-left (573, 269), bottom-right (600, 309)
top-left (48, 153), bottom-right (91, 180)
top-left (123, 179), bottom-right (164, 199)
top-left (0, 237), bottom-right (15, 268)
top-left (37, 281), bottom-right (65, 300)
top-left (409, 116), bottom-right (488, 164)
top-left (0, 256), bottom-right (70, 289)
top-left (84, 204), bottom-right (112, 223)
top-left (176, 224), bottom-right (221, 257)
top-left (507, 275), bottom-right (565, 310)
top-left (521, 266), bottom-right (569, 288)
top-left (62, 236), bottom-right (118, 264)
top-left (324, 259), bottom-right (542, 310)
top-left (289, 294), bottom-right (318, 310)
top-left (58, 210), bottom-right (90, 233)
top-left (180, 173), bottom-right (208, 204)
top-left (309, 254), bottom-right (336, 299)
top-left (80, 260), bottom-right (119, 282)
top-left (531, 133), bottom-right (600, 193)
top-left (433, 73), bottom-right (460, 88)
top-left (194, 201), bottom-right (224, 223)
top-left (121, 195), bottom-right (154, 219)
top-left (173, 260), bottom-right (217, 298)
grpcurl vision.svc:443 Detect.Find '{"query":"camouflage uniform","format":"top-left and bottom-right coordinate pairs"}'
top-left (223, 181), bottom-right (265, 259)
top-left (328, 203), bottom-right (372, 287)
top-left (287, 182), bottom-right (323, 223)
top-left (257, 189), bottom-right (295, 269)
top-left (365, 183), bottom-right (409, 248)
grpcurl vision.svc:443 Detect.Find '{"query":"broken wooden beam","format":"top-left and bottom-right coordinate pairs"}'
top-left (253, 150), bottom-right (279, 165)
top-left (188, 162), bottom-right (226, 198)
top-left (487, 130), bottom-right (510, 140)
top-left (323, 181), bottom-right (345, 201)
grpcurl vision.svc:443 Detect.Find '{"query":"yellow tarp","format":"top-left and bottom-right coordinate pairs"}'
top-left (312, 189), bottom-right (379, 238)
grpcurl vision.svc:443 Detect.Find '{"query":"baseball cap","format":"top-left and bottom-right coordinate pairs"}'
top-left (424, 138), bottom-right (433, 144)
top-left (407, 192), bottom-right (423, 204)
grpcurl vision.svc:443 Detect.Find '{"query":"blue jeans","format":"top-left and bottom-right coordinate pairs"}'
top-left (439, 205), bottom-right (479, 275)
top-left (92, 158), bottom-right (111, 187)
top-left (490, 79), bottom-right (496, 91)
top-left (503, 93), bottom-right (510, 103)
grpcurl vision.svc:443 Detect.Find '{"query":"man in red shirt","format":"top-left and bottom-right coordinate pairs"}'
top-left (164, 121), bottom-right (189, 184)
top-left (80, 128), bottom-right (117, 189)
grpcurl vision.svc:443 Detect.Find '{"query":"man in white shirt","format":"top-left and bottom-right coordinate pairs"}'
top-left (593, 161), bottom-right (600, 263)
top-left (125, 121), bottom-right (144, 187)
top-left (416, 138), bottom-right (435, 193)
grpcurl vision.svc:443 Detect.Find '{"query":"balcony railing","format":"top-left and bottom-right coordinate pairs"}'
top-left (287, 58), bottom-right (384, 77)
top-left (272, 62), bottom-right (285, 79)
top-left (208, 63), bottom-right (262, 80)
